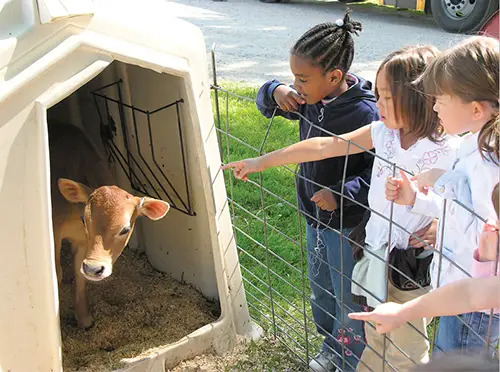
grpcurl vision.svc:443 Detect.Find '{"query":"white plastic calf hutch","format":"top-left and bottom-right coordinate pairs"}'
top-left (0, 0), bottom-right (258, 370)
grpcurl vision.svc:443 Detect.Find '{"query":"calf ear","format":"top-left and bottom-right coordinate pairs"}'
top-left (137, 197), bottom-right (170, 220)
top-left (58, 178), bottom-right (92, 203)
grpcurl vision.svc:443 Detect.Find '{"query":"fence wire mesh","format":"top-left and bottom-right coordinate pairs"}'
top-left (211, 54), bottom-right (499, 372)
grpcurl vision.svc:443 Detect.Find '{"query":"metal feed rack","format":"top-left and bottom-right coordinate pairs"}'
top-left (92, 80), bottom-right (195, 217)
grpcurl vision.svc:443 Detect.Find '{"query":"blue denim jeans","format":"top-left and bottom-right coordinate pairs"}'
top-left (434, 311), bottom-right (500, 357)
top-left (306, 223), bottom-right (365, 372)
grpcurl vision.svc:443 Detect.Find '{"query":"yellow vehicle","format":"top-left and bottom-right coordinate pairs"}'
top-left (377, 0), bottom-right (499, 33)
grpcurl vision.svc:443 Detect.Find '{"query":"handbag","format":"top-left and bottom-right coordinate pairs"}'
top-left (388, 247), bottom-right (433, 291)
top-left (348, 210), bottom-right (370, 261)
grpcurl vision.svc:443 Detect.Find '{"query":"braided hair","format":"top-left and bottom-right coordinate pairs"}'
top-left (291, 9), bottom-right (362, 76)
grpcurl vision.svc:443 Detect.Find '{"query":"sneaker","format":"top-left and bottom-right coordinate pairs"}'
top-left (309, 351), bottom-right (337, 372)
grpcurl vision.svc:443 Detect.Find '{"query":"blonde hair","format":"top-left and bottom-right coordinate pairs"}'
top-left (421, 36), bottom-right (499, 164)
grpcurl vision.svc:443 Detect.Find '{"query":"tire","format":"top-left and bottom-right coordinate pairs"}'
top-left (430, 0), bottom-right (499, 34)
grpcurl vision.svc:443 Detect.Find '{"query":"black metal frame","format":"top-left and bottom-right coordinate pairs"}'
top-left (92, 80), bottom-right (195, 216)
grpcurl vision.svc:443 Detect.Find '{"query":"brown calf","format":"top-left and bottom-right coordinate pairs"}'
top-left (49, 124), bottom-right (169, 328)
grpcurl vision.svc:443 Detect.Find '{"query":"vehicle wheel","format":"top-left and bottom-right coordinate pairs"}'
top-left (431, 0), bottom-right (499, 34)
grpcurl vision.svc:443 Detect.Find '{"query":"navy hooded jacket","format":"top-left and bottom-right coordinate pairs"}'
top-left (256, 74), bottom-right (379, 229)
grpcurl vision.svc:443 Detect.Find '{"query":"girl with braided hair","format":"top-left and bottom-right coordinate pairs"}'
top-left (224, 43), bottom-right (461, 371)
top-left (250, 10), bottom-right (380, 372)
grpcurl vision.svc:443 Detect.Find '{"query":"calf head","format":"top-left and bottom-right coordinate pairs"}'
top-left (58, 178), bottom-right (170, 281)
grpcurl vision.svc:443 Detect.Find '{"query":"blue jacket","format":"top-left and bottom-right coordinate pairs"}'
top-left (256, 75), bottom-right (379, 229)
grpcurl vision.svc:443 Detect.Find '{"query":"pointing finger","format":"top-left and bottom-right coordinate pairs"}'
top-left (221, 162), bottom-right (238, 170)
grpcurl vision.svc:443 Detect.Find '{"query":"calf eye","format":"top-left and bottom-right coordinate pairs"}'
top-left (119, 226), bottom-right (131, 236)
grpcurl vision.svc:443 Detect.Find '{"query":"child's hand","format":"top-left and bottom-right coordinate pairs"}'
top-left (273, 85), bottom-right (306, 112)
top-left (409, 219), bottom-right (437, 249)
top-left (478, 219), bottom-right (500, 262)
top-left (411, 169), bottom-right (446, 194)
top-left (221, 158), bottom-right (265, 182)
top-left (385, 170), bottom-right (416, 206)
top-left (348, 302), bottom-right (406, 334)
top-left (311, 189), bottom-right (338, 211)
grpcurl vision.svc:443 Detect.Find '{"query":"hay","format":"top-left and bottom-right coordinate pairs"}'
top-left (59, 245), bottom-right (220, 372)
top-left (167, 336), bottom-right (248, 372)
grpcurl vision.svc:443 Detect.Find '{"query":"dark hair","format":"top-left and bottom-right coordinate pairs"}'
top-left (421, 36), bottom-right (499, 164)
top-left (375, 45), bottom-right (442, 142)
top-left (291, 9), bottom-right (362, 75)
top-left (493, 183), bottom-right (499, 217)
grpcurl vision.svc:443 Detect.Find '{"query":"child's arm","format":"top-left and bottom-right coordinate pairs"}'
top-left (222, 124), bottom-right (373, 181)
top-left (472, 219), bottom-right (499, 277)
top-left (317, 110), bottom-right (379, 211)
top-left (256, 80), bottom-right (303, 120)
top-left (348, 276), bottom-right (500, 334)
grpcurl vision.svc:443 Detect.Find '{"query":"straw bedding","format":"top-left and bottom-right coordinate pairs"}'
top-left (59, 245), bottom-right (220, 371)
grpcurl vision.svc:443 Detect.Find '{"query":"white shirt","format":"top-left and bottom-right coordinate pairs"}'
top-left (428, 132), bottom-right (498, 288)
top-left (365, 121), bottom-right (462, 251)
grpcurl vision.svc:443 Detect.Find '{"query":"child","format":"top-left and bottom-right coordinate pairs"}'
top-left (386, 36), bottom-right (499, 355)
top-left (223, 45), bottom-right (461, 371)
top-left (348, 183), bottom-right (500, 334)
top-left (253, 10), bottom-right (379, 372)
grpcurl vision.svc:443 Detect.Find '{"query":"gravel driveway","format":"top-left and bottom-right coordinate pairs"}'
top-left (168, 0), bottom-right (468, 85)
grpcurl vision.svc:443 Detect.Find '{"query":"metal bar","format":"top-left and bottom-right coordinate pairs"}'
top-left (115, 79), bottom-right (134, 186)
top-left (485, 228), bottom-right (500, 352)
top-left (148, 98), bottom-right (184, 115)
top-left (215, 128), bottom-right (261, 153)
top-left (108, 140), bottom-right (162, 200)
top-left (382, 164), bottom-right (397, 372)
top-left (130, 107), bottom-right (178, 208)
top-left (245, 287), bottom-right (308, 344)
top-left (431, 199), bottom-right (447, 354)
top-left (145, 110), bottom-right (188, 211)
top-left (233, 224), bottom-right (302, 275)
top-left (294, 162), bottom-right (310, 366)
top-left (257, 107), bottom-right (277, 339)
top-left (175, 101), bottom-right (194, 215)
top-left (92, 92), bottom-right (149, 114)
top-left (211, 84), bottom-right (257, 103)
top-left (211, 45), bottom-right (224, 159)
top-left (92, 79), bottom-right (123, 93)
top-left (339, 140), bottom-right (351, 371)
top-left (275, 334), bottom-right (308, 366)
top-left (235, 240), bottom-right (305, 296)
top-left (230, 199), bottom-right (300, 246)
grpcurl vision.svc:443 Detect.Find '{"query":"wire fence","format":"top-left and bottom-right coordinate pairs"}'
top-left (211, 52), bottom-right (499, 372)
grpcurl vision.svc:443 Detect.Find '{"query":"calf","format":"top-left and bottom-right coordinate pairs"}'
top-left (49, 124), bottom-right (169, 328)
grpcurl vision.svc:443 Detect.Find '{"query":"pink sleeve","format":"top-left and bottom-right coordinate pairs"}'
top-left (472, 249), bottom-right (499, 277)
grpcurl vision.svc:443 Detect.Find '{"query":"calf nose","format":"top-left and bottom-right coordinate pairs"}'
top-left (82, 261), bottom-right (106, 278)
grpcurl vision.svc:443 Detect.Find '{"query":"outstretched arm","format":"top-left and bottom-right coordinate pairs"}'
top-left (222, 124), bottom-right (373, 181)
top-left (348, 276), bottom-right (500, 334)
